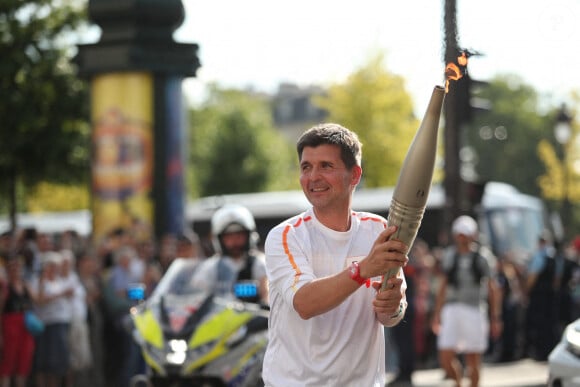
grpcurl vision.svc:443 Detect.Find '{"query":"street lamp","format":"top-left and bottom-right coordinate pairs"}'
top-left (554, 104), bottom-right (573, 239)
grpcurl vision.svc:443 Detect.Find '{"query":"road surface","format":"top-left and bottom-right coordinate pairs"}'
top-left (388, 358), bottom-right (548, 387)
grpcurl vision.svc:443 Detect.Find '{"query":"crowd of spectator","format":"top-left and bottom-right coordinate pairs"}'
top-left (1, 222), bottom-right (580, 387)
top-left (386, 230), bottom-right (580, 386)
top-left (0, 225), bottom-right (203, 387)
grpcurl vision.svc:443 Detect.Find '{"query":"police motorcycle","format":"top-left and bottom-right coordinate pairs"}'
top-left (126, 257), bottom-right (269, 387)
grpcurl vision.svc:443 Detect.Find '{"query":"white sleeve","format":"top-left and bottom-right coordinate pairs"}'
top-left (265, 223), bottom-right (315, 308)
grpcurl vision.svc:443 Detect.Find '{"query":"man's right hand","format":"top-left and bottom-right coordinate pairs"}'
top-left (360, 226), bottom-right (408, 279)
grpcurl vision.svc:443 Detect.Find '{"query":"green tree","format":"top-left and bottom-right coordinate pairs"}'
top-left (465, 75), bottom-right (552, 197)
top-left (26, 181), bottom-right (89, 212)
top-left (313, 53), bottom-right (419, 187)
top-left (188, 85), bottom-right (296, 197)
top-left (0, 0), bottom-right (90, 226)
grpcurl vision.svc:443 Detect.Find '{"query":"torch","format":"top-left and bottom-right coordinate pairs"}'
top-left (380, 85), bottom-right (445, 290)
top-left (380, 53), bottom-right (467, 290)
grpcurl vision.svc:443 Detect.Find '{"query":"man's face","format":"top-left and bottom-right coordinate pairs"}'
top-left (37, 233), bottom-right (54, 252)
top-left (160, 235), bottom-right (177, 259)
top-left (299, 144), bottom-right (361, 212)
top-left (221, 231), bottom-right (248, 258)
top-left (176, 241), bottom-right (194, 258)
top-left (453, 233), bottom-right (473, 249)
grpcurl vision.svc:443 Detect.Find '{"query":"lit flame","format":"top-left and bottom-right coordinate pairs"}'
top-left (445, 52), bottom-right (468, 93)
top-left (457, 52), bottom-right (468, 66)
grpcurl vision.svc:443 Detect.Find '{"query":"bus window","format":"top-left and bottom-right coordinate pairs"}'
top-left (484, 207), bottom-right (544, 264)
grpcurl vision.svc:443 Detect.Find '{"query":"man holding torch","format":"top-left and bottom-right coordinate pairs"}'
top-left (263, 123), bottom-right (408, 386)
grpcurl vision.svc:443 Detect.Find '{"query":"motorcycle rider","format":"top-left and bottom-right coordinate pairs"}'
top-left (192, 204), bottom-right (268, 305)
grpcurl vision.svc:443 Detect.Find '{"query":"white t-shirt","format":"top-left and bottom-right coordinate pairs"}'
top-left (63, 272), bottom-right (88, 321)
top-left (33, 276), bottom-right (73, 324)
top-left (263, 208), bottom-right (395, 387)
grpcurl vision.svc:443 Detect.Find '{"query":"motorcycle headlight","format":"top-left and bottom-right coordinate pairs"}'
top-left (166, 340), bottom-right (188, 365)
top-left (143, 339), bottom-right (219, 375)
top-left (565, 323), bottom-right (580, 356)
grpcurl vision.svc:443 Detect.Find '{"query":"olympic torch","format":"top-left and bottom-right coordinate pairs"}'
top-left (380, 85), bottom-right (445, 290)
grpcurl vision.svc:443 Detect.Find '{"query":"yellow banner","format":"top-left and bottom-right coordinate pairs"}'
top-left (91, 72), bottom-right (154, 244)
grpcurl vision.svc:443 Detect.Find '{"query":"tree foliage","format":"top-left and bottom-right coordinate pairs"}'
top-left (465, 75), bottom-right (552, 197)
top-left (0, 0), bottom-right (90, 219)
top-left (26, 181), bottom-right (89, 212)
top-left (187, 85), bottom-right (296, 198)
top-left (312, 53), bottom-right (419, 187)
top-left (537, 139), bottom-right (566, 200)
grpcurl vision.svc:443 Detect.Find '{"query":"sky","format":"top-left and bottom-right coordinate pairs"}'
top-left (172, 0), bottom-right (580, 116)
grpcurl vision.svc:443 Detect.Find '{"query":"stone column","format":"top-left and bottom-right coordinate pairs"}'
top-left (76, 0), bottom-right (200, 243)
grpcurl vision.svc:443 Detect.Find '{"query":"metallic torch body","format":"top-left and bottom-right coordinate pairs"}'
top-left (380, 85), bottom-right (445, 290)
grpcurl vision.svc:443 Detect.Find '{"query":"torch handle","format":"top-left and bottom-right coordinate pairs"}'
top-left (378, 85), bottom-right (444, 292)
top-left (380, 198), bottom-right (425, 291)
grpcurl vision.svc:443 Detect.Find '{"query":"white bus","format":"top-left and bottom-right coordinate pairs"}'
top-left (0, 181), bottom-right (548, 264)
top-left (187, 181), bottom-right (549, 263)
top-left (0, 209), bottom-right (92, 237)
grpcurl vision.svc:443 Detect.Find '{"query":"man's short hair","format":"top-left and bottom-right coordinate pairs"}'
top-left (296, 123), bottom-right (362, 169)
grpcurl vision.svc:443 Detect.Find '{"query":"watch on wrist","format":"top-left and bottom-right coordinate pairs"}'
top-left (349, 261), bottom-right (370, 287)
top-left (390, 300), bottom-right (407, 319)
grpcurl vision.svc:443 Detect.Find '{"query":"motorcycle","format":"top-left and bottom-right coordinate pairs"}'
top-left (125, 258), bottom-right (269, 387)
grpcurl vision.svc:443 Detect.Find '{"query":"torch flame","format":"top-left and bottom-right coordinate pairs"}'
top-left (444, 52), bottom-right (468, 93)
top-left (457, 52), bottom-right (468, 66)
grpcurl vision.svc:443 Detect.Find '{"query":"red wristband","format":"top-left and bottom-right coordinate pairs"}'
top-left (349, 261), bottom-right (370, 288)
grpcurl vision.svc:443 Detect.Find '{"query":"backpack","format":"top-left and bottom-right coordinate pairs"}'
top-left (446, 248), bottom-right (484, 287)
